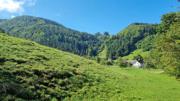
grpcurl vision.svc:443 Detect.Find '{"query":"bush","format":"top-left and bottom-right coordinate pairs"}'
top-left (116, 58), bottom-right (128, 67)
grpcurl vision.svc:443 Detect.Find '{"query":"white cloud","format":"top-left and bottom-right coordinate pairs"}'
top-left (11, 15), bottom-right (16, 18)
top-left (0, 0), bottom-right (36, 14)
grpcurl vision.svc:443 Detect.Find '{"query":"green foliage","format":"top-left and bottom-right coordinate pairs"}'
top-left (65, 68), bottom-right (180, 101)
top-left (120, 12), bottom-right (180, 75)
top-left (0, 28), bottom-right (4, 33)
top-left (95, 57), bottom-right (113, 65)
top-left (151, 12), bottom-right (180, 77)
top-left (0, 33), bottom-right (180, 100)
top-left (0, 16), bottom-right (101, 56)
top-left (95, 32), bottom-right (111, 41)
top-left (159, 12), bottom-right (180, 33)
top-left (122, 49), bottom-right (149, 60)
top-left (115, 57), bottom-right (128, 67)
top-left (136, 34), bottom-right (156, 51)
top-left (105, 23), bottom-right (157, 59)
top-left (0, 12), bottom-right (180, 100)
top-left (134, 55), bottom-right (144, 64)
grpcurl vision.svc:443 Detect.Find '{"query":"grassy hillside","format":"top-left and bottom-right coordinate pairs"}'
top-left (1, 33), bottom-right (180, 101)
top-left (0, 16), bottom-right (101, 56)
top-left (0, 33), bottom-right (102, 100)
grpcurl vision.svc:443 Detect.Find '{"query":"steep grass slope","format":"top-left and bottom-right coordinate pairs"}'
top-left (0, 33), bottom-right (101, 100)
top-left (0, 33), bottom-right (180, 101)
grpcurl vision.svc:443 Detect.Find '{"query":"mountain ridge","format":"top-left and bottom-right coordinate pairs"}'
top-left (0, 15), bottom-right (101, 56)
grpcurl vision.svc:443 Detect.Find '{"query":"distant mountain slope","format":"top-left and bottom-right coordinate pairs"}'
top-left (0, 16), bottom-right (100, 56)
top-left (0, 19), bottom-right (7, 26)
top-left (105, 23), bottom-right (157, 59)
top-left (0, 19), bottom-right (6, 23)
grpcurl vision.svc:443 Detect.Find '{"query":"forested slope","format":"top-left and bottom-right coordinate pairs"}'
top-left (0, 16), bottom-right (101, 56)
top-left (102, 23), bottom-right (157, 59)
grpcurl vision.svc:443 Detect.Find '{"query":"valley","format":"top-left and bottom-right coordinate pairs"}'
top-left (0, 8), bottom-right (179, 101)
top-left (0, 34), bottom-right (180, 101)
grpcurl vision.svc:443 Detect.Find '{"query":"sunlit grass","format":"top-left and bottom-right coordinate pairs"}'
top-left (0, 33), bottom-right (180, 101)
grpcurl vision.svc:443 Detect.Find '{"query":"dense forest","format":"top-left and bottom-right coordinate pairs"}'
top-left (105, 23), bottom-right (157, 59)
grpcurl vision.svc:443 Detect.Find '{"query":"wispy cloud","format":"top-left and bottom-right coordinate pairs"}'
top-left (0, 0), bottom-right (36, 14)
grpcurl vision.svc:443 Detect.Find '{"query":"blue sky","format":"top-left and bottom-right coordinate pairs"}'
top-left (0, 0), bottom-right (179, 34)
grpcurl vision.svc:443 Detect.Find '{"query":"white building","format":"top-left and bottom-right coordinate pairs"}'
top-left (129, 60), bottom-right (143, 68)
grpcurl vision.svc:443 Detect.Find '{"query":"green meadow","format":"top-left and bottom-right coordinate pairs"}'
top-left (0, 33), bottom-right (180, 101)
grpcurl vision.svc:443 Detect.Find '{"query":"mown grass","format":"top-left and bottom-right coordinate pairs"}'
top-left (0, 33), bottom-right (180, 101)
top-left (67, 68), bottom-right (180, 101)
